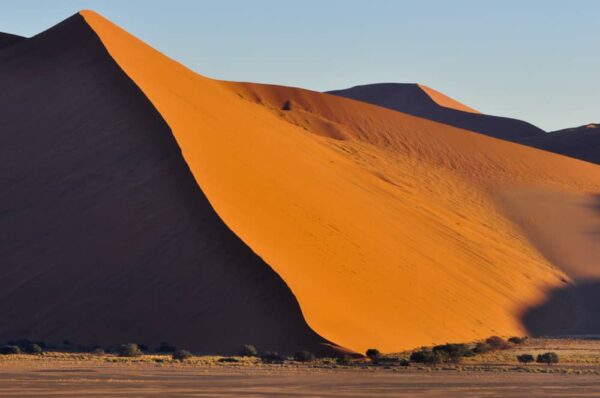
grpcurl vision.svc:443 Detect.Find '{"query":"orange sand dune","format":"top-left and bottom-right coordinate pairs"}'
top-left (82, 11), bottom-right (600, 353)
top-left (417, 84), bottom-right (479, 113)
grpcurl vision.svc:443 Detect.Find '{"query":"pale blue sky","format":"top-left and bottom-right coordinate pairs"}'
top-left (1, 0), bottom-right (598, 130)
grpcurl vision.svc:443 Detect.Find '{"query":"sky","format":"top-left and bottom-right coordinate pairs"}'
top-left (1, 0), bottom-right (598, 131)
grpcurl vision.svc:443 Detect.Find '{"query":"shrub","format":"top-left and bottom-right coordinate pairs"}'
top-left (24, 343), bottom-right (43, 355)
top-left (260, 351), bottom-right (284, 363)
top-left (282, 100), bottom-right (292, 111)
top-left (137, 344), bottom-right (148, 352)
top-left (508, 336), bottom-right (527, 345)
top-left (537, 352), bottom-right (559, 365)
top-left (517, 354), bottom-right (535, 364)
top-left (366, 348), bottom-right (381, 360)
top-left (0, 345), bottom-right (21, 355)
top-left (410, 349), bottom-right (449, 365)
top-left (92, 348), bottom-right (105, 355)
top-left (239, 344), bottom-right (258, 357)
top-left (433, 344), bottom-right (470, 363)
top-left (398, 358), bottom-right (410, 367)
top-left (155, 342), bottom-right (176, 353)
top-left (294, 350), bottom-right (316, 362)
top-left (218, 357), bottom-right (239, 363)
top-left (473, 342), bottom-right (492, 354)
top-left (117, 343), bottom-right (142, 357)
top-left (172, 349), bottom-right (193, 361)
top-left (485, 336), bottom-right (509, 350)
top-left (336, 355), bottom-right (352, 365)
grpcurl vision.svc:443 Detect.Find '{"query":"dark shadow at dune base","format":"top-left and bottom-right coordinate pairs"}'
top-left (523, 279), bottom-right (600, 336)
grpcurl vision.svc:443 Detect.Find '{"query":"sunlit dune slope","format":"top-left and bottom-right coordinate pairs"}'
top-left (83, 10), bottom-right (600, 352)
top-left (418, 84), bottom-right (479, 113)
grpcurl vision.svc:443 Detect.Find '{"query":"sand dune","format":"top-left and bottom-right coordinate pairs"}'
top-left (329, 84), bottom-right (600, 167)
top-left (81, 10), bottom-right (600, 353)
top-left (0, 14), bottom-right (329, 355)
top-left (328, 83), bottom-right (545, 140)
top-left (0, 32), bottom-right (23, 49)
top-left (2, 10), bottom-right (599, 355)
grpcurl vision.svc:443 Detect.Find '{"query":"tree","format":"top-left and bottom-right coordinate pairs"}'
top-left (260, 351), bottom-right (284, 363)
top-left (366, 348), bottom-right (381, 360)
top-left (239, 344), bottom-right (258, 357)
top-left (117, 343), bottom-right (142, 357)
top-left (508, 336), bottom-right (527, 345)
top-left (473, 342), bottom-right (491, 354)
top-left (485, 336), bottom-right (509, 350)
top-left (172, 349), bottom-right (193, 361)
top-left (410, 349), bottom-right (449, 365)
top-left (517, 354), bottom-right (534, 364)
top-left (23, 343), bottom-right (43, 355)
top-left (433, 344), bottom-right (470, 363)
top-left (0, 345), bottom-right (21, 355)
top-left (294, 350), bottom-right (316, 362)
top-left (536, 352), bottom-right (559, 365)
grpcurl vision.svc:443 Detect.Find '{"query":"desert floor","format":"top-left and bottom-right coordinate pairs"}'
top-left (1, 339), bottom-right (600, 397)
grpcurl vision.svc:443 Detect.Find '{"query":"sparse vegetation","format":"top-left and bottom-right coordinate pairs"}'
top-left (172, 349), bottom-right (193, 361)
top-left (281, 100), bottom-right (292, 111)
top-left (0, 345), bottom-right (21, 355)
top-left (537, 352), bottom-right (559, 365)
top-left (117, 343), bottom-right (142, 357)
top-left (473, 342), bottom-right (492, 354)
top-left (517, 354), bottom-right (535, 364)
top-left (239, 344), bottom-right (258, 357)
top-left (410, 348), bottom-right (449, 365)
top-left (485, 336), bottom-right (509, 350)
top-left (432, 344), bottom-right (471, 363)
top-left (294, 350), bottom-right (316, 362)
top-left (260, 351), bottom-right (284, 363)
top-left (508, 336), bottom-right (528, 345)
top-left (23, 343), bottom-right (43, 355)
top-left (366, 348), bottom-right (381, 360)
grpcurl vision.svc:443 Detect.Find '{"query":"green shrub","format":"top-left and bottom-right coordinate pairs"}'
top-left (366, 348), bottom-right (381, 360)
top-left (508, 336), bottom-right (527, 345)
top-left (485, 336), bottom-right (509, 350)
top-left (536, 352), bottom-right (559, 365)
top-left (172, 349), bottom-right (192, 361)
top-left (294, 350), bottom-right (316, 362)
top-left (260, 351), bottom-right (284, 363)
top-left (0, 345), bottom-right (21, 355)
top-left (218, 357), bottom-right (239, 363)
top-left (473, 342), bottom-right (492, 354)
top-left (24, 343), bottom-right (43, 355)
top-left (517, 354), bottom-right (534, 364)
top-left (336, 355), bottom-right (352, 365)
top-left (433, 344), bottom-right (470, 363)
top-left (410, 349), bottom-right (449, 365)
top-left (239, 344), bottom-right (258, 357)
top-left (117, 343), bottom-right (142, 357)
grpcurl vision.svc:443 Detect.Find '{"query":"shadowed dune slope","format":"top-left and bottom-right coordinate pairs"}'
top-left (0, 14), bottom-right (332, 355)
top-left (82, 11), bottom-right (600, 352)
top-left (327, 83), bottom-right (546, 140)
top-left (0, 32), bottom-right (24, 49)
top-left (519, 124), bottom-right (600, 165)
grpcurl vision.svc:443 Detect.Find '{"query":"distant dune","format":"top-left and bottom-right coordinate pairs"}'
top-left (519, 123), bottom-right (600, 165)
top-left (328, 84), bottom-right (600, 166)
top-left (327, 83), bottom-right (546, 140)
top-left (1, 11), bottom-right (599, 355)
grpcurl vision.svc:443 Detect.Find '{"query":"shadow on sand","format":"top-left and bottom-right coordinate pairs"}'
top-left (523, 279), bottom-right (600, 337)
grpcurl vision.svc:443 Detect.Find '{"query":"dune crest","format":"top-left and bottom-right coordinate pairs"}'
top-left (417, 84), bottom-right (479, 113)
